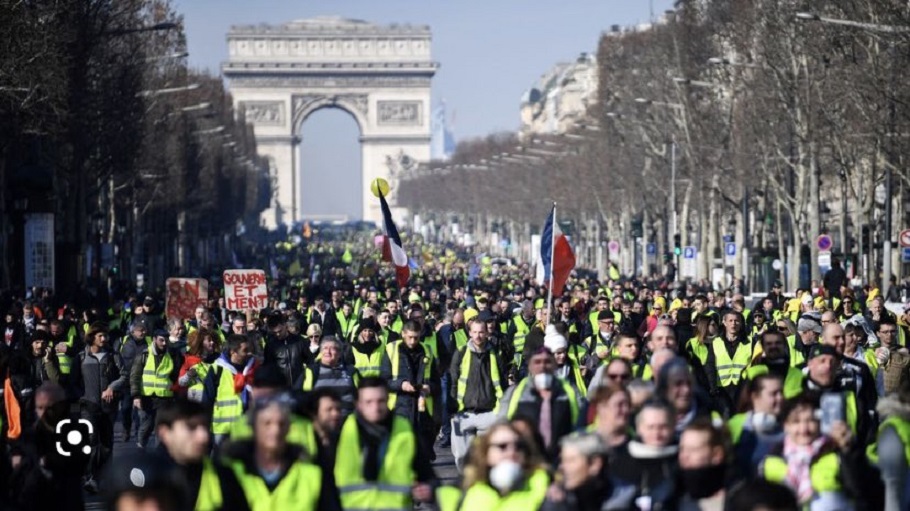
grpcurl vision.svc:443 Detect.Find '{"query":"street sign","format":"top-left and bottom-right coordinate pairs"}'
top-left (608, 240), bottom-right (620, 254)
top-left (818, 251), bottom-right (832, 269)
top-left (816, 235), bottom-right (833, 252)
top-left (683, 246), bottom-right (696, 259)
top-left (724, 242), bottom-right (736, 266)
top-left (902, 247), bottom-right (910, 263)
top-left (900, 229), bottom-right (910, 248)
top-left (646, 243), bottom-right (656, 255)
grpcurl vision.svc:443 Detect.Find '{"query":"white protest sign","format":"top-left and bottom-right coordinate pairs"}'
top-left (223, 269), bottom-right (268, 311)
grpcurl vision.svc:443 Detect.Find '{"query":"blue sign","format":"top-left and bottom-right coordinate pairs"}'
top-left (725, 242), bottom-right (736, 257)
top-left (902, 247), bottom-right (910, 263)
top-left (646, 243), bottom-right (656, 255)
top-left (683, 246), bottom-right (696, 259)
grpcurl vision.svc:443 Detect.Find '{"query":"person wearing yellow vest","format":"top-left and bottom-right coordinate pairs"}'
top-left (381, 321), bottom-right (440, 460)
top-left (345, 318), bottom-right (385, 378)
top-left (448, 319), bottom-right (506, 472)
top-left (458, 421), bottom-right (550, 511)
top-left (335, 302), bottom-right (356, 340)
top-left (376, 308), bottom-right (402, 345)
top-left (802, 344), bottom-right (871, 442)
top-left (154, 398), bottom-right (248, 511)
top-left (543, 327), bottom-right (586, 398)
top-left (334, 377), bottom-right (437, 510)
top-left (758, 392), bottom-right (874, 510)
top-left (871, 391), bottom-right (910, 510)
top-left (49, 319), bottom-right (80, 377)
top-left (703, 311), bottom-right (752, 416)
top-left (745, 330), bottom-right (805, 399)
top-left (299, 336), bottom-right (360, 417)
top-left (820, 322), bottom-right (879, 424)
top-left (506, 301), bottom-right (536, 366)
top-left (129, 330), bottom-right (182, 449)
top-left (202, 334), bottom-right (255, 445)
top-left (583, 310), bottom-right (617, 368)
top-left (727, 374), bottom-right (785, 478)
top-left (386, 300), bottom-right (405, 334)
top-left (219, 395), bottom-right (339, 511)
top-left (499, 345), bottom-right (579, 463)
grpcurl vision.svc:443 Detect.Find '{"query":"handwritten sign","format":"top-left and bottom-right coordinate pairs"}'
top-left (223, 269), bottom-right (268, 310)
top-left (165, 278), bottom-right (208, 320)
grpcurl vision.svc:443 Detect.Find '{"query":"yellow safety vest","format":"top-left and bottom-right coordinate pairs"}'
top-left (141, 350), bottom-right (175, 397)
top-left (436, 486), bottom-right (463, 511)
top-left (334, 414), bottom-right (416, 511)
top-left (711, 338), bottom-right (752, 387)
top-left (744, 364), bottom-right (804, 399)
top-left (194, 458), bottom-right (225, 511)
top-left (511, 315), bottom-right (532, 357)
top-left (56, 326), bottom-right (79, 375)
top-left (760, 453), bottom-right (847, 508)
top-left (352, 346), bottom-right (385, 378)
top-left (212, 365), bottom-right (243, 435)
top-left (300, 366), bottom-right (314, 391)
top-left (386, 341), bottom-right (435, 415)
top-left (456, 348), bottom-right (503, 412)
top-left (459, 469), bottom-right (549, 511)
top-left (336, 311), bottom-right (355, 339)
top-left (187, 361), bottom-right (212, 402)
top-left (505, 377), bottom-right (579, 426)
top-left (868, 416), bottom-right (910, 466)
top-left (453, 329), bottom-right (468, 351)
top-left (227, 458), bottom-right (321, 511)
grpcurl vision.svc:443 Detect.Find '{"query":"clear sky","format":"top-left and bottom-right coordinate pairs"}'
top-left (176, 0), bottom-right (674, 219)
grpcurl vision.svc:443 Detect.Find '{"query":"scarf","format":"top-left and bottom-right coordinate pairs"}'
top-left (783, 436), bottom-right (827, 504)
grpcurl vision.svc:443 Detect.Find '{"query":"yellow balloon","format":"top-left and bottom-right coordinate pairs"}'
top-left (370, 178), bottom-right (390, 198)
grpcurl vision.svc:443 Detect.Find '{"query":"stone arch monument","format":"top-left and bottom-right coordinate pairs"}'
top-left (223, 16), bottom-right (437, 228)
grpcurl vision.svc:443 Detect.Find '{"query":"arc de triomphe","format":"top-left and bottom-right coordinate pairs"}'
top-left (223, 16), bottom-right (437, 228)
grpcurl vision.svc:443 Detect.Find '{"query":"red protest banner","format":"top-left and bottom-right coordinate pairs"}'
top-left (165, 278), bottom-right (208, 320)
top-left (223, 269), bottom-right (268, 311)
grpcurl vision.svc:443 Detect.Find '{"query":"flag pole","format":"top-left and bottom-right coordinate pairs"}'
top-left (547, 202), bottom-right (556, 324)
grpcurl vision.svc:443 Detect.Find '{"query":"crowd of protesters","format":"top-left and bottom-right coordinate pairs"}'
top-left (1, 235), bottom-right (910, 511)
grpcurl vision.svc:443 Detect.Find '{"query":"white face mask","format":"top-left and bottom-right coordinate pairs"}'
top-left (488, 460), bottom-right (522, 492)
top-left (309, 344), bottom-right (319, 353)
top-left (533, 372), bottom-right (553, 390)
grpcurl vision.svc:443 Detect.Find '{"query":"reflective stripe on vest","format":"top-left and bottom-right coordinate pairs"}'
top-left (456, 348), bottom-right (502, 412)
top-left (212, 366), bottom-right (243, 434)
top-left (386, 341), bottom-right (434, 415)
top-left (460, 469), bottom-right (549, 511)
top-left (187, 362), bottom-right (211, 402)
top-left (194, 458), bottom-right (224, 511)
top-left (228, 458), bottom-right (321, 511)
top-left (353, 347), bottom-right (384, 378)
top-left (711, 338), bottom-right (752, 387)
top-left (506, 377), bottom-right (579, 425)
top-left (141, 351), bottom-right (175, 397)
top-left (334, 414), bottom-right (416, 511)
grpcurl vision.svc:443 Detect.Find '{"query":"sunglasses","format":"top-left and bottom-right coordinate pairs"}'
top-left (490, 440), bottom-right (527, 453)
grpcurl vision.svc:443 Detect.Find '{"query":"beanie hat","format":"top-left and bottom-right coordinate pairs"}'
top-left (543, 324), bottom-right (568, 352)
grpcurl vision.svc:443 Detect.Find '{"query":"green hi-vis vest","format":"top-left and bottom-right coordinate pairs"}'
top-left (585, 334), bottom-right (619, 365)
top-left (506, 377), bottom-right (579, 426)
top-left (56, 325), bottom-right (80, 375)
top-left (867, 416), bottom-right (910, 467)
top-left (353, 345), bottom-right (385, 378)
top-left (786, 335), bottom-right (806, 367)
top-left (511, 315), bottom-right (532, 356)
top-left (193, 458), bottom-right (224, 511)
top-left (391, 315), bottom-right (404, 334)
top-left (386, 340), bottom-right (435, 415)
top-left (186, 362), bottom-right (212, 402)
top-left (760, 452), bottom-right (849, 509)
top-left (456, 348), bottom-right (503, 412)
top-left (227, 458), bottom-right (321, 511)
top-left (300, 366), bottom-right (315, 391)
top-left (229, 414), bottom-right (318, 457)
top-left (212, 365), bottom-right (243, 435)
top-left (460, 469), bottom-right (549, 511)
top-left (744, 364), bottom-right (804, 399)
top-left (334, 414), bottom-right (416, 511)
top-left (711, 338), bottom-right (752, 387)
top-left (558, 360), bottom-right (586, 395)
top-left (454, 329), bottom-right (468, 351)
top-left (435, 486), bottom-right (463, 511)
top-left (141, 350), bottom-right (175, 397)
top-left (336, 311), bottom-right (355, 339)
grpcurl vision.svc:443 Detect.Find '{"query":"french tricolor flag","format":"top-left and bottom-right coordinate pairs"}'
top-left (540, 205), bottom-right (576, 297)
top-left (379, 191), bottom-right (410, 289)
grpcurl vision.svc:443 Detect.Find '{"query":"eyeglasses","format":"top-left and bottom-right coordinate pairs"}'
top-left (606, 372), bottom-right (632, 381)
top-left (489, 440), bottom-right (527, 453)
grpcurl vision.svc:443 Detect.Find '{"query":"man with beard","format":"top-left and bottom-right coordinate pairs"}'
top-left (744, 330), bottom-right (805, 399)
top-left (6, 330), bottom-right (59, 431)
top-left (676, 419), bottom-right (731, 510)
top-left (264, 312), bottom-right (308, 387)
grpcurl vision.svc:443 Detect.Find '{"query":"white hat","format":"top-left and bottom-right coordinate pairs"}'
top-left (544, 324), bottom-right (568, 352)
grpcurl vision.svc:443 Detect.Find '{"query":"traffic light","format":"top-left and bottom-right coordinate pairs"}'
top-left (673, 234), bottom-right (681, 256)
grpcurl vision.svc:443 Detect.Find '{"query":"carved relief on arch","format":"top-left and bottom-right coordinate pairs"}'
top-left (292, 93), bottom-right (369, 127)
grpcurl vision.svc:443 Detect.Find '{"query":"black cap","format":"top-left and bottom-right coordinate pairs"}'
top-left (358, 318), bottom-right (379, 333)
top-left (773, 280), bottom-right (783, 288)
top-left (597, 310), bottom-right (614, 321)
top-left (102, 452), bottom-right (185, 506)
top-left (152, 329), bottom-right (168, 340)
top-left (808, 344), bottom-right (839, 360)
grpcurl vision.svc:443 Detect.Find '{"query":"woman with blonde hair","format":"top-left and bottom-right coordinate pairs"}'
top-left (459, 421), bottom-right (551, 509)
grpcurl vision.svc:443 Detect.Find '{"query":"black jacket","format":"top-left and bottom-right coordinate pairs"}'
top-left (448, 344), bottom-right (508, 413)
top-left (264, 334), bottom-right (308, 387)
top-left (381, 342), bottom-right (440, 423)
